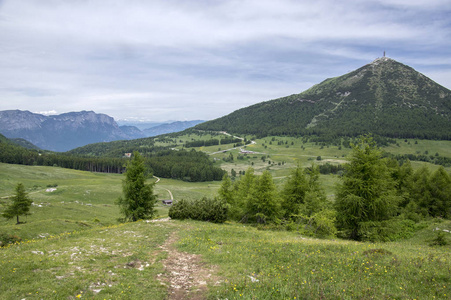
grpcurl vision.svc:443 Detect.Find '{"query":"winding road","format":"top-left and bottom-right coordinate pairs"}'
top-left (153, 176), bottom-right (173, 200)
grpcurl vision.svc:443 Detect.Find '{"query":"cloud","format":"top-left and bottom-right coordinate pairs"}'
top-left (0, 0), bottom-right (450, 121)
top-left (34, 110), bottom-right (58, 115)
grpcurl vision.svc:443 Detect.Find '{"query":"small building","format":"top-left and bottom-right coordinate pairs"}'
top-left (162, 200), bottom-right (173, 205)
top-left (124, 153), bottom-right (132, 158)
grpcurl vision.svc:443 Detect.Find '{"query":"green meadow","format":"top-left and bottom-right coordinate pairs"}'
top-left (1, 135), bottom-right (451, 299)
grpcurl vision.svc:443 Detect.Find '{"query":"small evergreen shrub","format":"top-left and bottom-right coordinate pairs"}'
top-left (169, 197), bottom-right (228, 223)
top-left (0, 233), bottom-right (22, 247)
top-left (430, 231), bottom-right (448, 246)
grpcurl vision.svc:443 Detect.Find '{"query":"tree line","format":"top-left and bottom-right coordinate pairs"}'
top-left (0, 136), bottom-right (224, 182)
top-left (147, 149), bottom-right (225, 182)
top-left (170, 136), bottom-right (451, 242)
top-left (184, 137), bottom-right (243, 148)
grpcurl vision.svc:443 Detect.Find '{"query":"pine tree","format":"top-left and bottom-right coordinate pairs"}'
top-left (281, 165), bottom-right (309, 217)
top-left (2, 183), bottom-right (33, 224)
top-left (116, 152), bottom-right (157, 222)
top-left (245, 170), bottom-right (280, 223)
top-left (427, 167), bottom-right (451, 218)
top-left (335, 136), bottom-right (400, 240)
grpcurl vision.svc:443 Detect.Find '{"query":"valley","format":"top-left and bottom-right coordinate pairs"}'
top-left (1, 134), bottom-right (450, 298)
top-left (1, 57), bottom-right (451, 299)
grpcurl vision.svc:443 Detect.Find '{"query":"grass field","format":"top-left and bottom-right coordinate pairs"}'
top-left (178, 219), bottom-right (451, 299)
top-left (1, 217), bottom-right (450, 299)
top-left (0, 163), bottom-right (225, 240)
top-left (1, 134), bottom-right (451, 299)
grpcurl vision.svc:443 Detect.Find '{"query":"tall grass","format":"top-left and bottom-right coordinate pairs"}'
top-left (176, 220), bottom-right (451, 299)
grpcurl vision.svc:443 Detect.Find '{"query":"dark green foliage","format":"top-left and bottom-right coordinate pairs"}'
top-left (281, 166), bottom-right (309, 218)
top-left (315, 163), bottom-right (345, 175)
top-left (167, 199), bottom-right (191, 220)
top-left (68, 137), bottom-right (160, 157)
top-left (147, 149), bottom-right (225, 182)
top-left (281, 165), bottom-right (336, 237)
top-left (292, 209), bottom-right (337, 238)
top-left (195, 58), bottom-right (451, 140)
top-left (0, 133), bottom-right (224, 182)
top-left (116, 152), bottom-right (157, 222)
top-left (383, 152), bottom-right (451, 167)
top-left (168, 197), bottom-right (228, 223)
top-left (335, 136), bottom-right (401, 241)
top-left (185, 139), bottom-right (219, 148)
top-left (2, 183), bottom-right (33, 224)
top-left (0, 134), bottom-right (126, 173)
top-left (245, 170), bottom-right (280, 224)
top-left (407, 166), bottom-right (451, 219)
top-left (282, 165), bottom-right (329, 218)
top-left (430, 230), bottom-right (449, 246)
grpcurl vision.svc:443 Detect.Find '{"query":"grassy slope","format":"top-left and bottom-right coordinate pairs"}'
top-left (0, 163), bottom-right (221, 240)
top-left (167, 133), bottom-right (451, 197)
top-left (0, 220), bottom-right (173, 299)
top-left (1, 140), bottom-right (451, 299)
top-left (178, 220), bottom-right (451, 299)
top-left (1, 219), bottom-right (450, 299)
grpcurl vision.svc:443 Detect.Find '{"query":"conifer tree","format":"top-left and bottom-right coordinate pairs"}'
top-left (245, 170), bottom-right (280, 223)
top-left (2, 183), bottom-right (33, 224)
top-left (335, 136), bottom-right (400, 240)
top-left (428, 167), bottom-right (451, 218)
top-left (233, 167), bottom-right (256, 221)
top-left (116, 151), bottom-right (157, 222)
top-left (281, 165), bottom-right (309, 217)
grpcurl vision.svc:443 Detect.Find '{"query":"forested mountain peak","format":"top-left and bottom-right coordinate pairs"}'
top-left (196, 57), bottom-right (451, 139)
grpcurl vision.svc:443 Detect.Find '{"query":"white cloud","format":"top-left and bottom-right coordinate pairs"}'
top-left (34, 110), bottom-right (58, 115)
top-left (0, 0), bottom-right (450, 121)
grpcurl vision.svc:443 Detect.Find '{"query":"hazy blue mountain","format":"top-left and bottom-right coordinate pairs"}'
top-left (142, 120), bottom-right (205, 137)
top-left (0, 110), bottom-right (130, 151)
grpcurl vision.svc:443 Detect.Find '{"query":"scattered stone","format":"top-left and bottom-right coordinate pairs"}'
top-left (157, 231), bottom-right (221, 299)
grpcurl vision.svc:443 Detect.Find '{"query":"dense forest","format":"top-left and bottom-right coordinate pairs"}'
top-left (148, 150), bottom-right (225, 181)
top-left (0, 134), bottom-right (224, 181)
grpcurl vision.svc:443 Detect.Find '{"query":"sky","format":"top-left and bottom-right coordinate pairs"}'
top-left (0, 0), bottom-right (450, 122)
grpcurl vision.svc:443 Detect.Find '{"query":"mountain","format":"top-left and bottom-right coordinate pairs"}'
top-left (119, 125), bottom-right (146, 139)
top-left (8, 138), bottom-right (40, 150)
top-left (0, 110), bottom-right (133, 152)
top-left (116, 120), bottom-right (169, 131)
top-left (142, 120), bottom-right (204, 137)
top-left (195, 57), bottom-right (451, 139)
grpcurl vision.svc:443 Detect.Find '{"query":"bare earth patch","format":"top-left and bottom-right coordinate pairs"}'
top-left (156, 226), bottom-right (220, 300)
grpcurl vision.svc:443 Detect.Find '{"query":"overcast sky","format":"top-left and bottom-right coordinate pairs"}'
top-left (0, 0), bottom-right (450, 122)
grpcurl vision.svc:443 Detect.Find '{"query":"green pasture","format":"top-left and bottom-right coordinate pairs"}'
top-left (1, 132), bottom-right (451, 299)
top-left (0, 220), bottom-right (173, 299)
top-left (177, 219), bottom-right (451, 299)
top-left (1, 218), bottom-right (450, 299)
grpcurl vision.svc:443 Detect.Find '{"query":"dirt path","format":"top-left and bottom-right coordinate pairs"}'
top-left (153, 176), bottom-right (173, 200)
top-left (153, 220), bottom-right (220, 299)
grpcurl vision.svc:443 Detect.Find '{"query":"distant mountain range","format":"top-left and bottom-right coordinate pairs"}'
top-left (142, 120), bottom-right (204, 137)
top-left (0, 110), bottom-right (204, 151)
top-left (195, 57), bottom-right (451, 140)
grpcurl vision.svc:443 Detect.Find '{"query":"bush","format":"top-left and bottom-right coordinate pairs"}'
top-left (358, 218), bottom-right (418, 242)
top-left (0, 233), bottom-right (22, 247)
top-left (430, 231), bottom-right (448, 246)
top-left (169, 197), bottom-right (228, 223)
top-left (168, 199), bottom-right (191, 220)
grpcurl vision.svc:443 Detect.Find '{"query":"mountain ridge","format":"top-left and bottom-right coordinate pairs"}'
top-left (0, 110), bottom-right (205, 151)
top-left (195, 57), bottom-right (451, 139)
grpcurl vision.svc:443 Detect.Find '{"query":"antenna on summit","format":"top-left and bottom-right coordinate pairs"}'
top-left (383, 50), bottom-right (386, 57)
